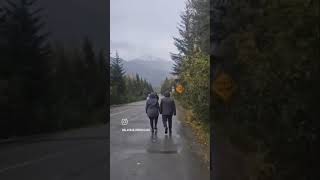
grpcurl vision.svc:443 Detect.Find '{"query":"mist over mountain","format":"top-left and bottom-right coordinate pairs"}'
top-left (123, 57), bottom-right (174, 87)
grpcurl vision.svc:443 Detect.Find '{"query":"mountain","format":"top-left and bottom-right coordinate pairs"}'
top-left (122, 57), bottom-right (174, 87)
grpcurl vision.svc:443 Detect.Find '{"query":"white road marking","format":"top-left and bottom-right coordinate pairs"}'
top-left (0, 152), bottom-right (64, 174)
top-left (110, 109), bottom-right (131, 117)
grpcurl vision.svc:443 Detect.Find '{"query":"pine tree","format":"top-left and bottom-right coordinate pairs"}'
top-left (210, 0), bottom-right (319, 179)
top-left (171, 0), bottom-right (195, 75)
top-left (161, 77), bottom-right (172, 95)
top-left (110, 51), bottom-right (126, 104)
top-left (1, 0), bottom-right (51, 135)
top-left (98, 49), bottom-right (106, 78)
top-left (0, 6), bottom-right (8, 77)
top-left (82, 37), bottom-right (97, 110)
top-left (97, 49), bottom-right (107, 106)
top-left (83, 37), bottom-right (96, 68)
top-left (192, 0), bottom-right (210, 54)
top-left (135, 73), bottom-right (142, 96)
top-left (0, 6), bottom-right (9, 137)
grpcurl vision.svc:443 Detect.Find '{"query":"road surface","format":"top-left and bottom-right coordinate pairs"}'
top-left (0, 99), bottom-right (209, 180)
top-left (0, 125), bottom-right (108, 180)
top-left (110, 100), bottom-right (209, 180)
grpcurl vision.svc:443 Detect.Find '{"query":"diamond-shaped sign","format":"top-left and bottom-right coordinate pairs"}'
top-left (212, 72), bottom-right (235, 102)
top-left (175, 84), bottom-right (185, 94)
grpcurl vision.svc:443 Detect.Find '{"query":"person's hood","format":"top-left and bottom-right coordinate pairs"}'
top-left (149, 92), bottom-right (157, 99)
top-left (148, 97), bottom-right (158, 106)
top-left (164, 91), bottom-right (170, 97)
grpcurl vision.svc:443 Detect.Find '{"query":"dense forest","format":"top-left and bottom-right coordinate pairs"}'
top-left (211, 0), bottom-right (318, 179)
top-left (0, 0), bottom-right (107, 138)
top-left (169, 0), bottom-right (318, 179)
top-left (110, 52), bottom-right (153, 105)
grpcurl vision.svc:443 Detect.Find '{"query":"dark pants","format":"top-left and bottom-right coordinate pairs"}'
top-left (162, 115), bottom-right (172, 130)
top-left (149, 116), bottom-right (158, 129)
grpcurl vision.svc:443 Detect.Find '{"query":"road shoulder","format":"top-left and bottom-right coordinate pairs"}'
top-left (175, 102), bottom-right (210, 169)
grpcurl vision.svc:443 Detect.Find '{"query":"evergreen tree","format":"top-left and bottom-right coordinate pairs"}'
top-left (211, 0), bottom-right (319, 179)
top-left (109, 53), bottom-right (153, 104)
top-left (110, 51), bottom-right (126, 104)
top-left (170, 0), bottom-right (195, 75)
top-left (98, 49), bottom-right (106, 78)
top-left (82, 37), bottom-right (97, 111)
top-left (0, 6), bottom-right (7, 78)
top-left (0, 0), bottom-right (51, 135)
top-left (135, 73), bottom-right (142, 97)
top-left (192, 0), bottom-right (210, 54)
top-left (97, 49), bottom-right (107, 106)
top-left (160, 77), bottom-right (174, 95)
top-left (83, 37), bottom-right (96, 68)
top-left (0, 6), bottom-right (8, 137)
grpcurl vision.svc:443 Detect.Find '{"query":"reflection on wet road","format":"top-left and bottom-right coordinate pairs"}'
top-left (110, 100), bottom-right (209, 180)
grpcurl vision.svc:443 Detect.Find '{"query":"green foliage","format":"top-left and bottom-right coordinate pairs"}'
top-left (110, 52), bottom-right (153, 105)
top-left (171, 0), bottom-right (210, 76)
top-left (124, 74), bottom-right (153, 102)
top-left (170, 0), bottom-right (195, 75)
top-left (160, 77), bottom-right (174, 95)
top-left (211, 0), bottom-right (319, 179)
top-left (43, 38), bottom-right (107, 132)
top-left (178, 51), bottom-right (209, 122)
top-left (0, 0), bottom-right (107, 137)
top-left (110, 52), bottom-right (126, 104)
top-left (0, 0), bottom-right (51, 136)
top-left (172, 0), bottom-right (210, 124)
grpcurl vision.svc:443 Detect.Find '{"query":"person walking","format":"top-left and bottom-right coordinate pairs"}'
top-left (145, 92), bottom-right (160, 133)
top-left (159, 91), bottom-right (176, 134)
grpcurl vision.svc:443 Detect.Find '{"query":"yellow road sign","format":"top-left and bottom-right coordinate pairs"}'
top-left (176, 84), bottom-right (185, 94)
top-left (213, 72), bottom-right (235, 102)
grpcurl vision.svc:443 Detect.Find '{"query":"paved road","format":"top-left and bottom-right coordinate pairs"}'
top-left (110, 100), bottom-right (209, 180)
top-left (0, 99), bottom-right (209, 180)
top-left (0, 125), bottom-right (108, 180)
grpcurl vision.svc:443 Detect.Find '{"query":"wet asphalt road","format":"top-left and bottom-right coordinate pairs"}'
top-left (110, 100), bottom-right (209, 180)
top-left (0, 125), bottom-right (108, 180)
top-left (0, 99), bottom-right (209, 180)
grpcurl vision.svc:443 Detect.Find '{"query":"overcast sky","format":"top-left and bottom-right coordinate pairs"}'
top-left (111, 0), bottom-right (185, 61)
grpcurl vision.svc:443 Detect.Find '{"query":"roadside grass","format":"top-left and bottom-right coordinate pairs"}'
top-left (176, 102), bottom-right (210, 167)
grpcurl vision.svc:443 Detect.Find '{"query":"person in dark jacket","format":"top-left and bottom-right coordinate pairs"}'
top-left (145, 92), bottom-right (160, 133)
top-left (159, 91), bottom-right (176, 134)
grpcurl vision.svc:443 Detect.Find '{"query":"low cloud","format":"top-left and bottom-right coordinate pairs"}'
top-left (111, 0), bottom-right (184, 61)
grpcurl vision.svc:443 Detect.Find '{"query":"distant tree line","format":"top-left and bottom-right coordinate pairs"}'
top-left (0, 0), bottom-right (107, 138)
top-left (171, 0), bottom-right (210, 123)
top-left (211, 0), bottom-right (318, 179)
top-left (110, 52), bottom-right (153, 105)
top-left (160, 77), bottom-right (174, 95)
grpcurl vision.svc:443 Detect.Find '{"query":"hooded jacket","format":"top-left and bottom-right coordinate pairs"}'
top-left (145, 93), bottom-right (160, 118)
top-left (160, 92), bottom-right (176, 116)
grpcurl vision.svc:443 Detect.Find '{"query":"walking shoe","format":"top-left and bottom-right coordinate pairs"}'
top-left (165, 128), bottom-right (168, 134)
top-left (154, 128), bottom-right (157, 132)
top-left (169, 129), bottom-right (172, 134)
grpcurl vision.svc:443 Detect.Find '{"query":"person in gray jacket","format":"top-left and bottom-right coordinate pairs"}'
top-left (159, 91), bottom-right (176, 134)
top-left (145, 92), bottom-right (160, 133)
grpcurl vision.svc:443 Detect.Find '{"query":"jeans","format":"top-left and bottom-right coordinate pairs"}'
top-left (162, 115), bottom-right (172, 130)
top-left (149, 116), bottom-right (158, 129)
